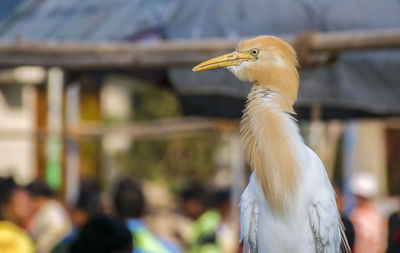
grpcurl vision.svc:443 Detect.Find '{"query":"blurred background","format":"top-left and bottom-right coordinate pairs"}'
top-left (0, 0), bottom-right (399, 253)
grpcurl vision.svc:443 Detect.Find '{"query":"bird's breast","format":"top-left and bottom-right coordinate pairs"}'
top-left (242, 173), bottom-right (315, 252)
top-left (240, 87), bottom-right (305, 213)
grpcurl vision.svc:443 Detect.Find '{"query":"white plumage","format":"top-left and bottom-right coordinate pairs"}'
top-left (239, 87), bottom-right (342, 252)
top-left (193, 35), bottom-right (349, 253)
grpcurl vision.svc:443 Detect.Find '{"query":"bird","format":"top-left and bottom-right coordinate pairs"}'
top-left (193, 36), bottom-right (350, 253)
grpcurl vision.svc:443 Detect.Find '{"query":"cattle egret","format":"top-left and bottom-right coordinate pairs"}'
top-left (193, 36), bottom-right (350, 253)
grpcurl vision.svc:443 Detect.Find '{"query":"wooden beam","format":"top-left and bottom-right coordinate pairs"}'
top-left (0, 117), bottom-right (239, 140)
top-left (0, 29), bottom-right (398, 68)
top-left (0, 39), bottom-right (238, 68)
top-left (311, 28), bottom-right (400, 52)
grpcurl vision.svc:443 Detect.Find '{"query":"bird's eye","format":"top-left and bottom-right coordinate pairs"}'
top-left (251, 48), bottom-right (259, 56)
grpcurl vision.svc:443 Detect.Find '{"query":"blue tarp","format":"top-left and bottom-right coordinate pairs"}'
top-left (166, 0), bottom-right (400, 115)
top-left (0, 0), bottom-right (399, 115)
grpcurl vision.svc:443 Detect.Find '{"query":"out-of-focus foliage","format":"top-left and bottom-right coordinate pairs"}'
top-left (79, 82), bottom-right (102, 179)
top-left (115, 136), bottom-right (217, 182)
top-left (114, 80), bottom-right (218, 182)
top-left (132, 81), bottom-right (181, 120)
top-left (79, 139), bottom-right (101, 179)
top-left (80, 78), bottom-right (101, 121)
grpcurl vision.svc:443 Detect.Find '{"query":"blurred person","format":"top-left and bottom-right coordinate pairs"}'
top-left (349, 172), bottom-right (387, 253)
top-left (213, 189), bottom-right (238, 253)
top-left (114, 178), bottom-right (180, 253)
top-left (180, 184), bottom-right (221, 253)
top-left (71, 178), bottom-right (102, 227)
top-left (52, 178), bottom-right (102, 253)
top-left (27, 180), bottom-right (71, 253)
top-left (0, 177), bottom-right (32, 228)
top-left (70, 216), bottom-right (133, 253)
top-left (387, 207), bottom-right (400, 253)
top-left (333, 183), bottom-right (355, 250)
top-left (0, 177), bottom-right (35, 253)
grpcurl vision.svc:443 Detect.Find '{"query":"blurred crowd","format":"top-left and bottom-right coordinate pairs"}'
top-left (0, 176), bottom-right (238, 253)
top-left (0, 172), bottom-right (400, 253)
top-left (334, 172), bottom-right (400, 253)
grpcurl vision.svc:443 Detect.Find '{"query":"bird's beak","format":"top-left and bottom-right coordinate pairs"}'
top-left (192, 51), bottom-right (252, 71)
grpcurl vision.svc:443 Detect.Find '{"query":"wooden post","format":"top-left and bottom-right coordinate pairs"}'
top-left (65, 82), bottom-right (80, 206)
top-left (35, 85), bottom-right (47, 180)
top-left (46, 67), bottom-right (64, 190)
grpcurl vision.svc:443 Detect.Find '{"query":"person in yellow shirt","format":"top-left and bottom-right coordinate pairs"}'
top-left (0, 221), bottom-right (35, 253)
top-left (0, 177), bottom-right (34, 253)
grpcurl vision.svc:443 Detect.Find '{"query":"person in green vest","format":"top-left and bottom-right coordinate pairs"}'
top-left (180, 184), bottom-right (221, 253)
top-left (114, 178), bottom-right (181, 253)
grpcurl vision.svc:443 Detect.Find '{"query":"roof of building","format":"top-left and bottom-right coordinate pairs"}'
top-left (166, 0), bottom-right (400, 117)
top-left (0, 0), bottom-right (399, 117)
top-left (0, 0), bottom-right (174, 42)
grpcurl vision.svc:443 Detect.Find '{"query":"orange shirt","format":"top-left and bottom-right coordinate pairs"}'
top-left (350, 203), bottom-right (387, 253)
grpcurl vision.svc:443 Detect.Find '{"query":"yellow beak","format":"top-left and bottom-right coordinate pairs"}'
top-left (192, 51), bottom-right (253, 71)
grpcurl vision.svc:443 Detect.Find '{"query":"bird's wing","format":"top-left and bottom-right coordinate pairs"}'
top-left (308, 189), bottom-right (341, 253)
top-left (239, 176), bottom-right (259, 253)
top-left (308, 180), bottom-right (344, 253)
top-left (307, 147), bottom-right (351, 253)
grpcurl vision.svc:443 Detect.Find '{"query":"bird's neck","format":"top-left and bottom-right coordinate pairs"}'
top-left (255, 62), bottom-right (299, 110)
top-left (240, 86), bottom-right (304, 213)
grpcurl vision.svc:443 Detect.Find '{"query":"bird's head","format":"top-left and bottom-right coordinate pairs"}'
top-left (193, 36), bottom-right (299, 107)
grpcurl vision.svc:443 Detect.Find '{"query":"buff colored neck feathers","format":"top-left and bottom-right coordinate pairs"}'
top-left (238, 37), bottom-right (303, 213)
top-left (193, 35), bottom-right (304, 212)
